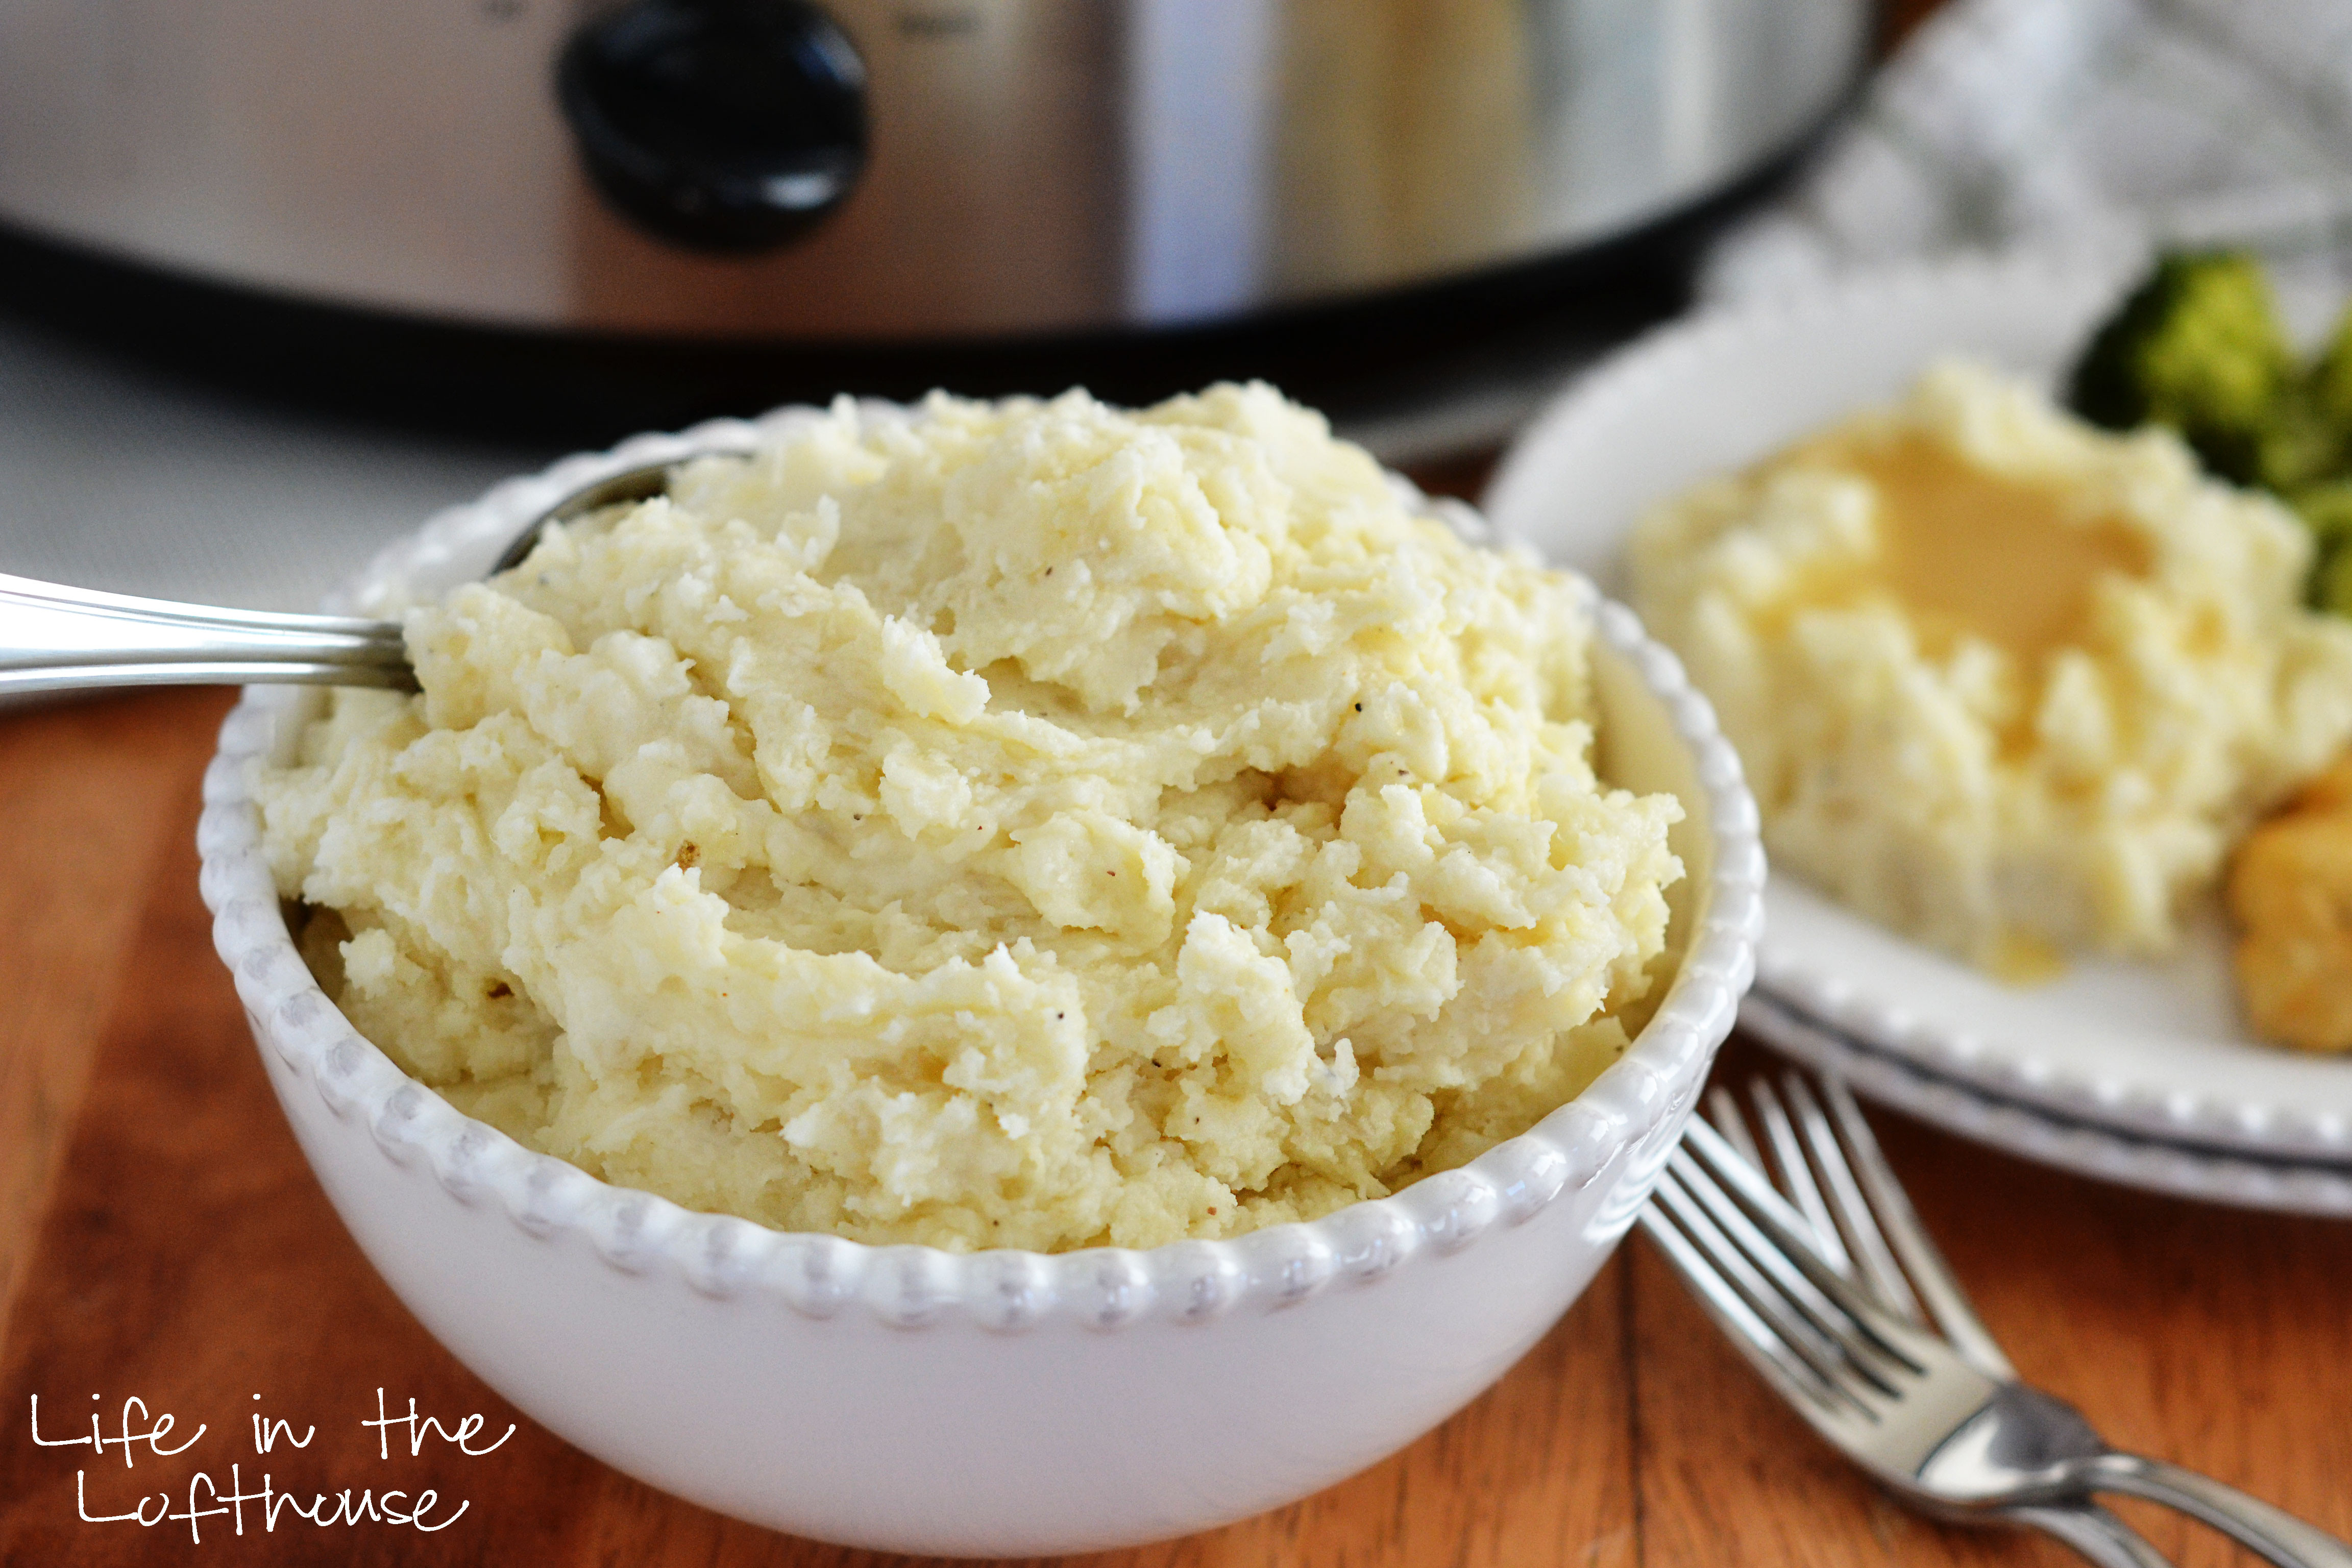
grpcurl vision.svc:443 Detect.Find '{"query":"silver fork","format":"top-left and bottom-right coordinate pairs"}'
top-left (1678, 1074), bottom-right (2170, 1568)
top-left (1638, 1068), bottom-right (2352, 1568)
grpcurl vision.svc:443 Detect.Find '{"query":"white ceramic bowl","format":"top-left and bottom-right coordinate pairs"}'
top-left (195, 407), bottom-right (1762, 1558)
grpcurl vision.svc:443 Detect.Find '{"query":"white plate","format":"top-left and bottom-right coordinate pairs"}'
top-left (1741, 993), bottom-right (2352, 1217)
top-left (1485, 251), bottom-right (2352, 1167)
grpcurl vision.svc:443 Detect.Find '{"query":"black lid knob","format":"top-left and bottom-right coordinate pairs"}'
top-left (558, 0), bottom-right (868, 254)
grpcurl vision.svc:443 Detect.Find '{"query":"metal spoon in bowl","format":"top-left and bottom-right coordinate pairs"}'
top-left (0, 456), bottom-right (727, 699)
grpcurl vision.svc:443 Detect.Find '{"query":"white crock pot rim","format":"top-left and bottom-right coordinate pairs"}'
top-left (195, 401), bottom-right (1765, 1334)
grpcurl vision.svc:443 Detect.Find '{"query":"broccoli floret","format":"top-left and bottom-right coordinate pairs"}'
top-left (2068, 251), bottom-right (2296, 485)
top-left (2315, 538), bottom-right (2352, 617)
top-left (2294, 481), bottom-right (2352, 616)
top-left (2075, 251), bottom-right (2352, 611)
top-left (2305, 298), bottom-right (2352, 423)
top-left (2310, 301), bottom-right (2352, 430)
top-left (2254, 387), bottom-right (2344, 493)
top-left (2291, 479), bottom-right (2352, 545)
top-left (2265, 298), bottom-right (2352, 491)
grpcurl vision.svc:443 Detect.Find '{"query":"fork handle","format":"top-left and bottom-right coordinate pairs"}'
top-left (2009, 1504), bottom-right (2176, 1568)
top-left (0, 573), bottom-right (414, 695)
top-left (2085, 1453), bottom-right (2352, 1568)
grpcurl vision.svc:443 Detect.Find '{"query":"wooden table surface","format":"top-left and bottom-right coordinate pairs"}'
top-left (2, 691), bottom-right (2349, 1566)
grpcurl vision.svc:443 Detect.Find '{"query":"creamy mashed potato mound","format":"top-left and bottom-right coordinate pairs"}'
top-left (256, 384), bottom-right (1684, 1252)
top-left (1632, 360), bottom-right (2352, 973)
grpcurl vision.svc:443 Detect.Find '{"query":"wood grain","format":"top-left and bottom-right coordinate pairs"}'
top-left (0, 689), bottom-right (233, 1351)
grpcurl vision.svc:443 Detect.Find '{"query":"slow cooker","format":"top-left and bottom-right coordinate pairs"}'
top-left (0, 0), bottom-right (1871, 446)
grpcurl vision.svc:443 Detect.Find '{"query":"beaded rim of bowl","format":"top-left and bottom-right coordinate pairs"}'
top-left (197, 402), bottom-right (1764, 1332)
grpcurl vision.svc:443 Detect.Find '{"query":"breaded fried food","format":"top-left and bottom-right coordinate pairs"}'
top-left (2229, 754), bottom-right (2352, 1052)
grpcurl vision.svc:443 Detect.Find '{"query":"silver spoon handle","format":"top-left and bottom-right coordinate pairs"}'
top-left (0, 573), bottom-right (414, 695)
top-left (2086, 1453), bottom-right (2352, 1568)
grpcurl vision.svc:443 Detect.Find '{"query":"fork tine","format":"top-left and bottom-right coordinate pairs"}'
top-left (1779, 1070), bottom-right (1924, 1322)
top-left (1681, 1119), bottom-right (1942, 1368)
top-left (1651, 1169), bottom-right (1852, 1385)
top-left (1813, 1073), bottom-right (2017, 1379)
top-left (1665, 1149), bottom-right (1912, 1393)
top-left (1643, 1172), bottom-right (1876, 1417)
top-left (1707, 1085), bottom-right (1767, 1168)
top-left (1683, 1117), bottom-right (1822, 1242)
top-left (1635, 1201), bottom-right (1865, 1438)
top-left (1749, 1076), bottom-right (1855, 1274)
top-left (1643, 1177), bottom-right (1837, 1403)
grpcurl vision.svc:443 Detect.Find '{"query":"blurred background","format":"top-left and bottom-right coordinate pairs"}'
top-left (0, 0), bottom-right (1933, 608)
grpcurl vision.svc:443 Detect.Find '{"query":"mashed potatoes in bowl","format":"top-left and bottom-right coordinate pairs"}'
top-left (254, 383), bottom-right (1691, 1254)
top-left (1631, 360), bottom-right (2352, 975)
top-left (200, 385), bottom-right (1758, 1553)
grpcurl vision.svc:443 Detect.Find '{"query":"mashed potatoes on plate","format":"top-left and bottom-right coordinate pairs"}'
top-left (256, 384), bottom-right (1684, 1252)
top-left (1631, 360), bottom-right (2352, 975)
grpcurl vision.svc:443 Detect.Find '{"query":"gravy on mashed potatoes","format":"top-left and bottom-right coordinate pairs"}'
top-left (1631, 360), bottom-right (2352, 977)
top-left (255, 384), bottom-right (1685, 1252)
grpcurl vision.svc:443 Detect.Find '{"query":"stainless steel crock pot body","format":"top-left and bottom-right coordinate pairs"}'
top-left (0, 0), bottom-right (1866, 342)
